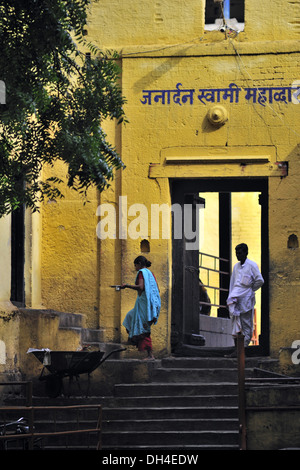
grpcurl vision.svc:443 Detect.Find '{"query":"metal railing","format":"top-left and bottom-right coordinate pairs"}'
top-left (0, 382), bottom-right (102, 450)
top-left (0, 404), bottom-right (102, 450)
top-left (199, 251), bottom-right (230, 309)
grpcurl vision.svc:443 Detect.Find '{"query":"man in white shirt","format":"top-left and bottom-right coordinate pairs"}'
top-left (226, 243), bottom-right (264, 354)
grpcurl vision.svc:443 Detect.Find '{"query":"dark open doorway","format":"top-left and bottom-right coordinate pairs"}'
top-left (11, 206), bottom-right (25, 306)
top-left (171, 178), bottom-right (269, 357)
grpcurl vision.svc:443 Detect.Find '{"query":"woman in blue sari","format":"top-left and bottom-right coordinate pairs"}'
top-left (122, 256), bottom-right (161, 359)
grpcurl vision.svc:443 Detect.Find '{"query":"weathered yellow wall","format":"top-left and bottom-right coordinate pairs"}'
top-left (118, 45), bottom-right (299, 355)
top-left (87, 0), bottom-right (205, 48)
top-left (40, 161), bottom-right (100, 328)
top-left (38, 0), bottom-right (300, 360)
top-left (0, 306), bottom-right (82, 382)
top-left (1, 0), bottom-right (299, 373)
top-left (87, 0), bottom-right (300, 47)
top-left (245, 0), bottom-right (300, 42)
top-left (246, 383), bottom-right (300, 450)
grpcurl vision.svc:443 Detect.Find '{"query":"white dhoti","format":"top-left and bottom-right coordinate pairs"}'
top-left (227, 258), bottom-right (264, 348)
top-left (239, 309), bottom-right (254, 346)
top-left (228, 309), bottom-right (253, 346)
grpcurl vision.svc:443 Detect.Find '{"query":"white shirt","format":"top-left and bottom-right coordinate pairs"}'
top-left (227, 258), bottom-right (264, 316)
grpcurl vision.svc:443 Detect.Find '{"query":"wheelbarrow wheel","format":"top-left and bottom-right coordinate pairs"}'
top-left (45, 375), bottom-right (62, 398)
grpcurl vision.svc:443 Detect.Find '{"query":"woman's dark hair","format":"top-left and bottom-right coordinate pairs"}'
top-left (134, 256), bottom-right (151, 267)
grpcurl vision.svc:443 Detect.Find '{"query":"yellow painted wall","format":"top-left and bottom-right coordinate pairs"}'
top-left (39, 0), bottom-right (300, 359)
top-left (40, 168), bottom-right (100, 328)
top-left (87, 0), bottom-right (205, 48)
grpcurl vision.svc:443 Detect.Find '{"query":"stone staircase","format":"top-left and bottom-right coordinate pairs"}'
top-left (2, 354), bottom-right (280, 450)
top-left (100, 356), bottom-right (276, 450)
top-left (1, 309), bottom-right (283, 450)
top-left (55, 310), bottom-right (105, 349)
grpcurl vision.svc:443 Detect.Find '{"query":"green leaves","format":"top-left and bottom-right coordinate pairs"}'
top-left (0, 0), bottom-right (126, 216)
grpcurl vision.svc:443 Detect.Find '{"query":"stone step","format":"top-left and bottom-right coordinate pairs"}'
top-left (161, 356), bottom-right (279, 370)
top-left (151, 367), bottom-right (240, 383)
top-left (103, 417), bottom-right (239, 432)
top-left (103, 394), bottom-right (238, 408)
top-left (101, 444), bottom-right (240, 450)
top-left (30, 416), bottom-right (238, 433)
top-left (37, 431), bottom-right (99, 449)
top-left (80, 329), bottom-right (105, 345)
top-left (161, 357), bottom-right (237, 369)
top-left (6, 352), bottom-right (264, 450)
top-left (57, 311), bottom-right (84, 329)
top-left (114, 382), bottom-right (238, 397)
top-left (102, 405), bottom-right (238, 421)
top-left (100, 355), bottom-right (242, 450)
top-left (101, 429), bottom-right (239, 448)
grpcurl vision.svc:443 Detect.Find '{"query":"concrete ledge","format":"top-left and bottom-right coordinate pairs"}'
top-left (199, 314), bottom-right (234, 347)
top-left (246, 383), bottom-right (300, 450)
top-left (278, 347), bottom-right (300, 376)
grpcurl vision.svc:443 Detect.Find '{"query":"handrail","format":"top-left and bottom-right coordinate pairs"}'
top-left (0, 404), bottom-right (102, 450)
top-left (0, 382), bottom-right (102, 450)
top-left (198, 251), bottom-right (230, 309)
top-left (199, 251), bottom-right (229, 263)
top-left (237, 333), bottom-right (246, 450)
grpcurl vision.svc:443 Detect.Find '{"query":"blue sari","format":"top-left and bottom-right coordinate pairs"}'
top-left (123, 268), bottom-right (161, 340)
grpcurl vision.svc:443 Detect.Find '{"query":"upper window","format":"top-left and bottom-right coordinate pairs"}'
top-left (205, 0), bottom-right (244, 33)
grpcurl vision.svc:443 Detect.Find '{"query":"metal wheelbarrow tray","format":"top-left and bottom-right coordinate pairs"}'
top-left (29, 348), bottom-right (125, 398)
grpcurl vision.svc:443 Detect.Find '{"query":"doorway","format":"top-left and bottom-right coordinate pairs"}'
top-left (171, 178), bottom-right (269, 356)
top-left (10, 205), bottom-right (25, 306)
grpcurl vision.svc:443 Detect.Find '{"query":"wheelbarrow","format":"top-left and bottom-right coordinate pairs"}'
top-left (28, 347), bottom-right (125, 398)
